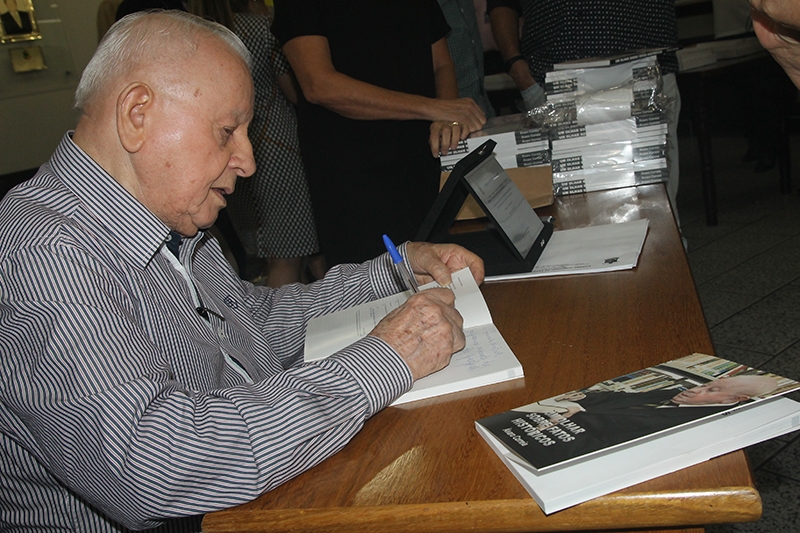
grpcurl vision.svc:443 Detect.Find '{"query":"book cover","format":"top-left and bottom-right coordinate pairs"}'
top-left (476, 395), bottom-right (800, 514)
top-left (551, 137), bottom-right (667, 172)
top-left (552, 158), bottom-right (669, 196)
top-left (440, 115), bottom-right (548, 161)
top-left (476, 354), bottom-right (800, 472)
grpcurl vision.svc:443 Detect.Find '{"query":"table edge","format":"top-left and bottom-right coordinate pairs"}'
top-left (202, 485), bottom-right (761, 533)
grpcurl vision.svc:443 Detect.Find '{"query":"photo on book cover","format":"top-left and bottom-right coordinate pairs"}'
top-left (477, 353), bottom-right (800, 471)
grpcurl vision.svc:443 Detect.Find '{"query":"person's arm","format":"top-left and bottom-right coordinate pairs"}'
top-left (432, 36), bottom-right (460, 100)
top-left (367, 241), bottom-right (484, 379)
top-left (488, 5), bottom-right (535, 90)
top-left (751, 2), bottom-right (800, 89)
top-left (405, 240), bottom-right (485, 287)
top-left (277, 72), bottom-right (298, 104)
top-left (429, 36), bottom-right (484, 156)
top-left (1, 240), bottom-right (412, 530)
top-left (281, 35), bottom-right (486, 129)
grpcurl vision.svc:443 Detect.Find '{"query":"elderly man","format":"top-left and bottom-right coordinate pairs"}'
top-left (0, 10), bottom-right (483, 532)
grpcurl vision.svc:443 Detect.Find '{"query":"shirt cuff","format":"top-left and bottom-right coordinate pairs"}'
top-left (367, 246), bottom-right (407, 298)
top-left (328, 335), bottom-right (413, 416)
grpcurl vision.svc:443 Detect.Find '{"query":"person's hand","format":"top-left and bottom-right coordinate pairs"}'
top-left (520, 82), bottom-right (546, 111)
top-left (369, 288), bottom-right (465, 380)
top-left (751, 3), bottom-right (800, 89)
top-left (405, 242), bottom-right (485, 287)
top-left (428, 98), bottom-right (487, 157)
top-left (429, 120), bottom-right (468, 157)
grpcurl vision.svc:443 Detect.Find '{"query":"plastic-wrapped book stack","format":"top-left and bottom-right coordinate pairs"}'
top-left (537, 51), bottom-right (670, 196)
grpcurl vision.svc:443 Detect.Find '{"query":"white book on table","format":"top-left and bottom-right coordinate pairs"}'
top-left (304, 267), bottom-right (523, 405)
top-left (487, 219), bottom-right (649, 282)
top-left (552, 136), bottom-right (667, 172)
top-left (476, 396), bottom-right (800, 515)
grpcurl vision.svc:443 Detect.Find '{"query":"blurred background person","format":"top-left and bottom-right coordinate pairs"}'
top-left (438, 0), bottom-right (496, 118)
top-left (189, 0), bottom-right (325, 286)
top-left (272, 0), bottom-right (486, 268)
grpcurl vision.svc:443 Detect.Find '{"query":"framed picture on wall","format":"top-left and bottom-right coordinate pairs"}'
top-left (0, 0), bottom-right (41, 44)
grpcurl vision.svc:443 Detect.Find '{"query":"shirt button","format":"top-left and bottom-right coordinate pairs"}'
top-left (218, 328), bottom-right (226, 338)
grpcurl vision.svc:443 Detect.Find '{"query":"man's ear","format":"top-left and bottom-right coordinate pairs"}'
top-left (117, 83), bottom-right (153, 154)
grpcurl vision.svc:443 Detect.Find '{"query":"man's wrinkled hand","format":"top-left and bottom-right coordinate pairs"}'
top-left (405, 241), bottom-right (484, 288)
top-left (369, 288), bottom-right (465, 380)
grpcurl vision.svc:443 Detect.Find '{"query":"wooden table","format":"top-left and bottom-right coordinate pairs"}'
top-left (203, 184), bottom-right (760, 533)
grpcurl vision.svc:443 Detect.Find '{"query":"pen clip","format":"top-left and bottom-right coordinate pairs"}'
top-left (382, 234), bottom-right (419, 293)
top-left (382, 234), bottom-right (403, 264)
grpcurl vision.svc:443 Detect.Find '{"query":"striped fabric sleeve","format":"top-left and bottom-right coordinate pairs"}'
top-left (0, 242), bottom-right (410, 529)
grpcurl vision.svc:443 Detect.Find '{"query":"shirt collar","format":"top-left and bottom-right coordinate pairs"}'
top-left (50, 132), bottom-right (174, 270)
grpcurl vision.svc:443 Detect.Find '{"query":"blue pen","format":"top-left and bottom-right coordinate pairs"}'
top-left (382, 234), bottom-right (419, 293)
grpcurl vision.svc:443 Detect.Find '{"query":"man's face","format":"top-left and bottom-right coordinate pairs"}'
top-left (751, 1), bottom-right (800, 31)
top-left (132, 37), bottom-right (255, 237)
top-left (671, 380), bottom-right (749, 406)
top-left (5, 0), bottom-right (17, 12)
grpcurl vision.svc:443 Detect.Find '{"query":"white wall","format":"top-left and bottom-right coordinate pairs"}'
top-left (0, 0), bottom-right (103, 175)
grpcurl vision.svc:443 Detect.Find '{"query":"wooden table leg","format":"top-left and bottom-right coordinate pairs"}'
top-left (690, 76), bottom-right (719, 226)
top-left (779, 114), bottom-right (792, 195)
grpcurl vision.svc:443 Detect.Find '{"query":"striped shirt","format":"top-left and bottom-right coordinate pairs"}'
top-left (487, 0), bottom-right (679, 82)
top-left (0, 133), bottom-right (413, 532)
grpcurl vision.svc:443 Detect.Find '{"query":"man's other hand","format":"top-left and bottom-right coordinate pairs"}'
top-left (406, 242), bottom-right (485, 288)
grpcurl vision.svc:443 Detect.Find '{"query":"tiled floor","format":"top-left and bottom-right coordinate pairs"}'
top-left (676, 131), bottom-right (800, 532)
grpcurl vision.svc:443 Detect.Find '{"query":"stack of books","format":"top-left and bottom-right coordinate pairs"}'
top-left (541, 50), bottom-right (670, 196)
top-left (545, 55), bottom-right (661, 114)
top-left (548, 112), bottom-right (669, 196)
top-left (439, 114), bottom-right (550, 173)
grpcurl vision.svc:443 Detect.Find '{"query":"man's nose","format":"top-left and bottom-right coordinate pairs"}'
top-left (233, 135), bottom-right (256, 178)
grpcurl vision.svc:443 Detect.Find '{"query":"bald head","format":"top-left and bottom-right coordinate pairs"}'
top-left (70, 9), bottom-right (256, 237)
top-left (671, 374), bottom-right (780, 406)
top-left (74, 10), bottom-right (251, 115)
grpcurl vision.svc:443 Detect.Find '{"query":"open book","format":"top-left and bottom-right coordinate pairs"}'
top-left (304, 268), bottom-right (523, 405)
top-left (475, 353), bottom-right (800, 513)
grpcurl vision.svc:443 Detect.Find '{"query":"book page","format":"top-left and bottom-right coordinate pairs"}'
top-left (394, 323), bottom-right (522, 405)
top-left (304, 267), bottom-right (488, 362)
